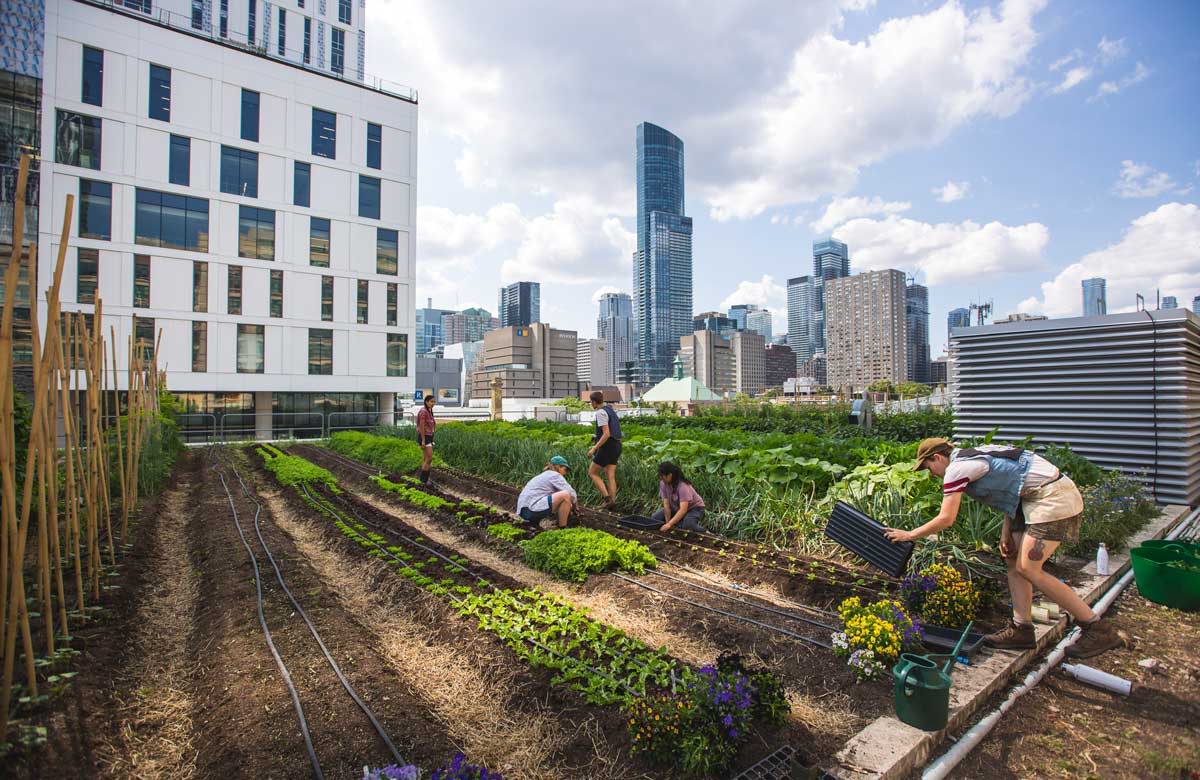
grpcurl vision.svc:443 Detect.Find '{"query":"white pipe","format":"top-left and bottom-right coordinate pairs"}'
top-left (922, 506), bottom-right (1199, 780)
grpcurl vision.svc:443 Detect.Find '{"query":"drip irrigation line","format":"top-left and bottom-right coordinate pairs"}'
top-left (296, 482), bottom-right (647, 700)
top-left (215, 465), bottom-right (323, 780)
top-left (611, 573), bottom-right (832, 650)
top-left (656, 559), bottom-right (838, 619)
top-left (228, 463), bottom-right (405, 767)
top-left (646, 569), bottom-right (836, 631)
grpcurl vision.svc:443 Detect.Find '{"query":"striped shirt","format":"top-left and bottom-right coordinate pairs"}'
top-left (943, 445), bottom-right (1059, 496)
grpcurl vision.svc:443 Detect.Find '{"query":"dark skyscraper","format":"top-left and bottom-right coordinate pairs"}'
top-left (811, 239), bottom-right (850, 358)
top-left (905, 281), bottom-right (930, 383)
top-left (498, 281), bottom-right (540, 328)
top-left (947, 307), bottom-right (971, 350)
top-left (634, 122), bottom-right (693, 384)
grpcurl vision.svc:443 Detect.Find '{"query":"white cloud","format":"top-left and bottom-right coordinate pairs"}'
top-left (1096, 36), bottom-right (1128, 64)
top-left (932, 181), bottom-right (970, 203)
top-left (590, 285), bottom-right (624, 305)
top-left (500, 199), bottom-right (635, 285)
top-left (1051, 66), bottom-right (1092, 94)
top-left (810, 196), bottom-right (911, 233)
top-left (717, 275), bottom-right (788, 327)
top-left (1112, 160), bottom-right (1187, 199)
top-left (1020, 202), bottom-right (1200, 316)
top-left (1048, 49), bottom-right (1080, 72)
top-left (1091, 61), bottom-right (1150, 100)
top-left (831, 214), bottom-right (1049, 284)
top-left (706, 0), bottom-right (1045, 220)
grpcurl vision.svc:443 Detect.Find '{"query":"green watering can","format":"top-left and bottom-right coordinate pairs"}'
top-left (892, 622), bottom-right (973, 732)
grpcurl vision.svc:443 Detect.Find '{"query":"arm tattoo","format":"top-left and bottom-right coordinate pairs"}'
top-left (1028, 538), bottom-right (1046, 562)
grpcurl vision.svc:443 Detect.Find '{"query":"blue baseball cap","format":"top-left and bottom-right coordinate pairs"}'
top-left (550, 455), bottom-right (570, 469)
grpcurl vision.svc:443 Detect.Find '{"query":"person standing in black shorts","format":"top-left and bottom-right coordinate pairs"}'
top-left (416, 394), bottom-right (435, 484)
top-left (586, 390), bottom-right (621, 510)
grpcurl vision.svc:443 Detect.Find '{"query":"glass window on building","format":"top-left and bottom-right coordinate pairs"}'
top-left (386, 333), bottom-right (407, 377)
top-left (321, 275), bottom-right (333, 321)
top-left (357, 279), bottom-right (369, 324)
top-left (82, 46), bottom-right (103, 106)
top-left (149, 64), bottom-right (171, 121)
top-left (55, 111), bottom-right (101, 170)
top-left (191, 0), bottom-right (204, 30)
top-left (77, 248), bottom-right (98, 304)
top-left (294, 161), bottom-right (310, 207)
top-left (220, 146), bottom-right (258, 197)
top-left (237, 323), bottom-right (264, 373)
top-left (386, 283), bottom-right (397, 326)
top-left (302, 17), bottom-right (311, 64)
top-left (376, 228), bottom-right (397, 275)
top-left (169, 134), bottom-right (190, 185)
top-left (367, 122), bottom-right (381, 169)
top-left (358, 175), bottom-right (380, 219)
top-left (238, 205), bottom-right (275, 260)
top-left (228, 265), bottom-right (242, 314)
top-left (308, 328), bottom-right (332, 375)
top-left (241, 89), bottom-right (259, 142)
top-left (134, 315), bottom-right (155, 362)
top-left (312, 108), bottom-right (336, 158)
top-left (60, 312), bottom-right (94, 369)
top-left (270, 269), bottom-right (283, 317)
top-left (310, 217), bottom-right (330, 266)
top-left (277, 8), bottom-right (286, 56)
top-left (193, 261), bottom-right (208, 312)
top-left (331, 28), bottom-right (346, 75)
top-left (219, 0), bottom-right (228, 37)
top-left (192, 320), bottom-right (207, 372)
top-left (134, 189), bottom-right (209, 251)
top-left (248, 0), bottom-right (256, 45)
top-left (78, 179), bottom-right (112, 240)
top-left (338, 0), bottom-right (351, 24)
top-left (133, 254), bottom-right (151, 308)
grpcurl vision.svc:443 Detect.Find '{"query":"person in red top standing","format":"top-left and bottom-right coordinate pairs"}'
top-left (416, 394), bottom-right (436, 484)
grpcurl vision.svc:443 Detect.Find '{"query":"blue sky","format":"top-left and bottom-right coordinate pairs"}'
top-left (367, 0), bottom-right (1200, 355)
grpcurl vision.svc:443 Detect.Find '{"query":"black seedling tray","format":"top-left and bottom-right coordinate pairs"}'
top-left (823, 501), bottom-right (914, 577)
top-left (617, 514), bottom-right (663, 530)
top-left (921, 624), bottom-right (987, 658)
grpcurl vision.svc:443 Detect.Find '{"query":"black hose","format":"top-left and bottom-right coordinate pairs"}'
top-left (646, 569), bottom-right (835, 631)
top-left (228, 464), bottom-right (405, 767)
top-left (216, 467), bottom-right (323, 780)
top-left (610, 573), bottom-right (832, 650)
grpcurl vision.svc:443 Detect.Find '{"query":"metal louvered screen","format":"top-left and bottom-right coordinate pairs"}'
top-left (951, 309), bottom-right (1200, 505)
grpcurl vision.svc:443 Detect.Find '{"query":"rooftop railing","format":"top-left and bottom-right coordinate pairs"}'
top-left (75, 0), bottom-right (418, 102)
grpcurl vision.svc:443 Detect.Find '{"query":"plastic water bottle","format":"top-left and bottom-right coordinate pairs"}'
top-left (1096, 543), bottom-right (1110, 576)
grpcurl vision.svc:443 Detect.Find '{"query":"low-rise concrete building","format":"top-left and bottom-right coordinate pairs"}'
top-left (471, 323), bottom-right (577, 399)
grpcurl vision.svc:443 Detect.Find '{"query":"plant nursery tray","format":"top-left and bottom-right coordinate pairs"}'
top-left (823, 501), bottom-right (914, 578)
top-left (920, 624), bottom-right (987, 658)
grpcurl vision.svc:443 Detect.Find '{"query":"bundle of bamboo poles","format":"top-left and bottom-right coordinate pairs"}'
top-left (0, 154), bottom-right (163, 741)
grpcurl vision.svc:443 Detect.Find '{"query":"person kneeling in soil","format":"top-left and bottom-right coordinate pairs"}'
top-left (516, 455), bottom-right (578, 530)
top-left (884, 438), bottom-right (1125, 659)
top-left (653, 462), bottom-right (708, 533)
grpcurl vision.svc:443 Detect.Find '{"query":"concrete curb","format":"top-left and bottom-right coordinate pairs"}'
top-left (825, 504), bottom-right (1189, 780)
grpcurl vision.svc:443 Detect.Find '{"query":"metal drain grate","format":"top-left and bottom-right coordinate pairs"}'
top-left (730, 745), bottom-right (797, 780)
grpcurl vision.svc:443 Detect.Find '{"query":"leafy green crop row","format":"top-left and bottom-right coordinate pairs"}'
top-left (328, 430), bottom-right (428, 475)
top-left (257, 444), bottom-right (340, 492)
top-left (519, 527), bottom-right (656, 582)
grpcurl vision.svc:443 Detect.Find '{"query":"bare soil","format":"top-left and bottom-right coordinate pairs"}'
top-left (942, 586), bottom-right (1200, 780)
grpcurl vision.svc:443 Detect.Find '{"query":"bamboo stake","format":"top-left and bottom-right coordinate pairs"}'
top-left (110, 326), bottom-right (127, 549)
top-left (59, 314), bottom-right (84, 614)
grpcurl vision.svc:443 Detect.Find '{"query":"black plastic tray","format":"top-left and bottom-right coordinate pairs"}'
top-left (823, 501), bottom-right (914, 577)
top-left (920, 623), bottom-right (987, 658)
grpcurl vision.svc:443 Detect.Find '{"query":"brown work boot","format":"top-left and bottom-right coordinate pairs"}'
top-left (984, 620), bottom-right (1036, 650)
top-left (1066, 618), bottom-right (1125, 660)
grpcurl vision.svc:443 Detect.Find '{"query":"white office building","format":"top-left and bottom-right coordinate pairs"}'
top-left (33, 0), bottom-right (417, 437)
top-left (576, 337), bottom-right (612, 387)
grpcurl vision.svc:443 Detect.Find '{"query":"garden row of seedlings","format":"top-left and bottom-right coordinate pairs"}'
top-left (209, 447), bottom-right (407, 779)
top-left (304, 446), bottom-right (846, 653)
top-left (263, 445), bottom-right (806, 778)
top-left (2, 154), bottom-right (164, 746)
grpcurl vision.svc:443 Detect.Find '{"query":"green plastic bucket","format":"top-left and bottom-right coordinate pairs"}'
top-left (1131, 545), bottom-right (1200, 612)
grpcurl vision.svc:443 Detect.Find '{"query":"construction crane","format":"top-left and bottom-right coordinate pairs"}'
top-left (969, 300), bottom-right (993, 326)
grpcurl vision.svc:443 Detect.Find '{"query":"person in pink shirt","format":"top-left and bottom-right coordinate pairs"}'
top-left (653, 461), bottom-right (708, 533)
top-left (415, 394), bottom-right (435, 484)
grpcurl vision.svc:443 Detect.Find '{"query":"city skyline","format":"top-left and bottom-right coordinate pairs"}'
top-left (375, 2), bottom-right (1198, 358)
